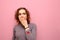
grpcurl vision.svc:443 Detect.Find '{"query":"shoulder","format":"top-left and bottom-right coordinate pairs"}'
top-left (29, 23), bottom-right (37, 28)
top-left (13, 24), bottom-right (21, 31)
top-left (29, 23), bottom-right (37, 26)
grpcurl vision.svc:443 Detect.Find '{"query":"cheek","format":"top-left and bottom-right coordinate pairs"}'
top-left (18, 16), bottom-right (21, 19)
top-left (24, 15), bottom-right (27, 18)
top-left (24, 15), bottom-right (27, 19)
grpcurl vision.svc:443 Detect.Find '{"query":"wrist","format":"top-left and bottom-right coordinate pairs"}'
top-left (25, 25), bottom-right (28, 29)
top-left (25, 27), bottom-right (29, 29)
top-left (25, 27), bottom-right (30, 31)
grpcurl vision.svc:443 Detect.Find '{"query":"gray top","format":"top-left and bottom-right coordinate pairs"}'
top-left (12, 23), bottom-right (37, 40)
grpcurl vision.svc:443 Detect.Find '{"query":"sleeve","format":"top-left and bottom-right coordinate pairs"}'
top-left (12, 27), bottom-right (16, 40)
top-left (25, 24), bottom-right (37, 40)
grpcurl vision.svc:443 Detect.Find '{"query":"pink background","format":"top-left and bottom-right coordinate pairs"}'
top-left (0, 0), bottom-right (60, 40)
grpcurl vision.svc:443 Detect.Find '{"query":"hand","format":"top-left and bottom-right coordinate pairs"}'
top-left (20, 20), bottom-right (28, 28)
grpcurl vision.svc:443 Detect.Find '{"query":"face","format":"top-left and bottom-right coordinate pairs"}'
top-left (18, 9), bottom-right (27, 21)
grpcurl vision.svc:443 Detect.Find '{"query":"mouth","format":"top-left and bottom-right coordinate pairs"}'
top-left (21, 16), bottom-right (24, 18)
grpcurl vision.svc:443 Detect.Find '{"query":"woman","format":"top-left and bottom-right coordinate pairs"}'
top-left (13, 7), bottom-right (37, 40)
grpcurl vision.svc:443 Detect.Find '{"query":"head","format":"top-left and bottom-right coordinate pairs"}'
top-left (15, 7), bottom-right (30, 24)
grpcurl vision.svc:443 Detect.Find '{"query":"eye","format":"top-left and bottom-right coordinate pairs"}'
top-left (23, 13), bottom-right (26, 15)
top-left (18, 13), bottom-right (21, 15)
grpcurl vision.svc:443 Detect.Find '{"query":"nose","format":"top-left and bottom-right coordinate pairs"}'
top-left (20, 15), bottom-right (24, 18)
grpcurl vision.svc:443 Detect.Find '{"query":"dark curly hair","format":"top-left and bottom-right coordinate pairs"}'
top-left (15, 7), bottom-right (30, 24)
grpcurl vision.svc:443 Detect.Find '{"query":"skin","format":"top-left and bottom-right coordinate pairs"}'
top-left (18, 9), bottom-right (28, 28)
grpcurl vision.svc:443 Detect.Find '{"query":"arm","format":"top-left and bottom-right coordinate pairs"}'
top-left (12, 26), bottom-right (18, 40)
top-left (12, 27), bottom-right (17, 40)
top-left (25, 24), bottom-right (37, 40)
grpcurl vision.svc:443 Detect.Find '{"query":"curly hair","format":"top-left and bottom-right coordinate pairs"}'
top-left (15, 7), bottom-right (30, 24)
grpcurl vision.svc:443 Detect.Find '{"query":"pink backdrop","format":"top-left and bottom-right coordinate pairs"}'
top-left (0, 0), bottom-right (60, 40)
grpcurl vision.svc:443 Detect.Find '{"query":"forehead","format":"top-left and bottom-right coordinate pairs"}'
top-left (19, 9), bottom-right (26, 13)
